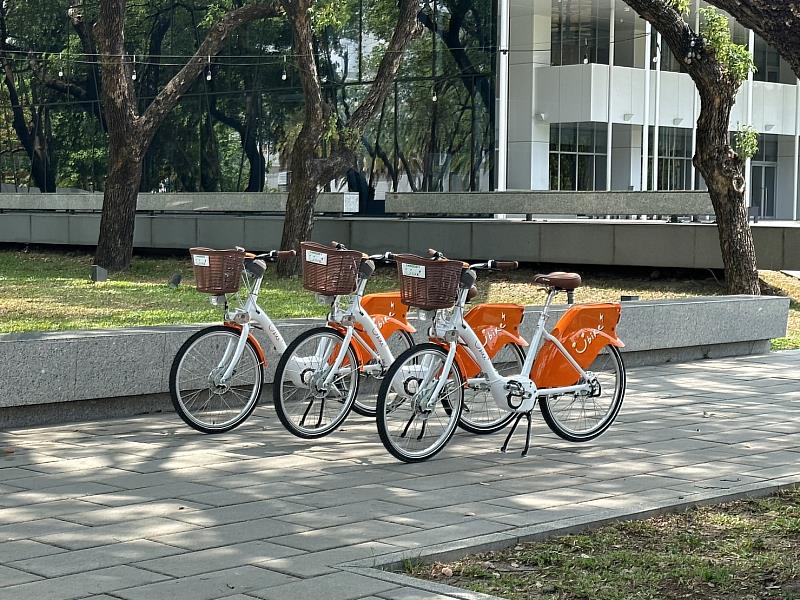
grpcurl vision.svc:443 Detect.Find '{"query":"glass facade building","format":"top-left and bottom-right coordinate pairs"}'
top-left (502, 0), bottom-right (800, 219)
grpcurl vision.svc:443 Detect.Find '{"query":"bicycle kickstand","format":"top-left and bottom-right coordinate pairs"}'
top-left (500, 411), bottom-right (533, 457)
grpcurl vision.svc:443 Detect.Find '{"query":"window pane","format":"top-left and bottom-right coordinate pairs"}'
top-left (560, 153), bottom-right (576, 190)
top-left (549, 153), bottom-right (560, 189)
top-left (595, 155), bottom-right (607, 190)
top-left (578, 123), bottom-right (594, 153)
top-left (595, 124), bottom-right (607, 153)
top-left (577, 154), bottom-right (594, 190)
top-left (560, 124), bottom-right (577, 152)
top-left (550, 125), bottom-right (560, 151)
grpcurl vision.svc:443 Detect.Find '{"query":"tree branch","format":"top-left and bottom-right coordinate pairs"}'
top-left (348, 0), bottom-right (422, 131)
top-left (704, 0), bottom-right (800, 79)
top-left (139, 1), bottom-right (282, 143)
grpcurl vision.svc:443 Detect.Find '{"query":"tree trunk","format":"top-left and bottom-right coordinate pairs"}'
top-left (695, 91), bottom-right (760, 294)
top-left (92, 0), bottom-right (280, 271)
top-left (619, 0), bottom-right (760, 295)
top-left (200, 112), bottom-right (221, 192)
top-left (277, 149), bottom-right (320, 275)
top-left (94, 146), bottom-right (143, 270)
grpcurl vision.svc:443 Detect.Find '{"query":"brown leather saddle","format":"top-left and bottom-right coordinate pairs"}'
top-left (533, 271), bottom-right (582, 291)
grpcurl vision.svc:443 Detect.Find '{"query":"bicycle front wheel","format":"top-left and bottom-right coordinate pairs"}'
top-left (376, 343), bottom-right (464, 463)
top-left (169, 325), bottom-right (264, 434)
top-left (273, 327), bottom-right (360, 439)
top-left (459, 342), bottom-right (525, 434)
top-left (353, 330), bottom-right (415, 417)
top-left (539, 345), bottom-right (625, 442)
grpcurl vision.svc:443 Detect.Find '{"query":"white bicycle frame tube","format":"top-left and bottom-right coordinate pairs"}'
top-left (219, 268), bottom-right (288, 383)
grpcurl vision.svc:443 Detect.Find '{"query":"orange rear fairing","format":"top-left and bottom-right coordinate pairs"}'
top-left (433, 303), bottom-right (528, 379)
top-left (531, 302), bottom-right (623, 388)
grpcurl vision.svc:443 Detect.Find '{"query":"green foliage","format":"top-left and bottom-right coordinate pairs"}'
top-left (734, 123), bottom-right (759, 160)
top-left (699, 6), bottom-right (755, 85)
top-left (668, 0), bottom-right (691, 15)
top-left (311, 0), bottom-right (358, 31)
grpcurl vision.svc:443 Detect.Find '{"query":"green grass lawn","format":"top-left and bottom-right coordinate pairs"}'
top-left (409, 487), bottom-right (800, 600)
top-left (0, 249), bottom-right (797, 350)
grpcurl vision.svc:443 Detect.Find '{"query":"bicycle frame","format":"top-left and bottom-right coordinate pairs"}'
top-left (428, 285), bottom-right (622, 414)
top-left (321, 274), bottom-right (415, 384)
top-left (215, 269), bottom-right (286, 384)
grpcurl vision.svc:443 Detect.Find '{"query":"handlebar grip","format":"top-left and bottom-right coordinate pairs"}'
top-left (276, 250), bottom-right (296, 260)
top-left (331, 240), bottom-right (347, 250)
top-left (495, 261), bottom-right (518, 271)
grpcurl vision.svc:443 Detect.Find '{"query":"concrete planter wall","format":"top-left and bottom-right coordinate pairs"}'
top-left (0, 295), bottom-right (788, 427)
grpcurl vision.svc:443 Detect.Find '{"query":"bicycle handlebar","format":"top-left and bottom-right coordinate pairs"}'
top-left (250, 249), bottom-right (296, 262)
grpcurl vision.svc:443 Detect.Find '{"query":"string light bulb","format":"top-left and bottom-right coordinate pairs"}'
top-left (281, 55), bottom-right (287, 80)
top-left (131, 55), bottom-right (137, 81)
top-left (58, 52), bottom-right (64, 78)
top-left (432, 86), bottom-right (437, 102)
top-left (206, 56), bottom-right (211, 81)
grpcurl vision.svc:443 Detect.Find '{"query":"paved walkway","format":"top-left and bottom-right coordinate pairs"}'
top-left (1, 351), bottom-right (799, 600)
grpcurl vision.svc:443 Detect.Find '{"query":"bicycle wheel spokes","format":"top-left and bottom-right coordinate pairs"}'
top-left (355, 330), bottom-right (414, 417)
top-left (377, 344), bottom-right (464, 462)
top-left (274, 328), bottom-right (359, 439)
top-left (171, 327), bottom-right (263, 433)
top-left (540, 345), bottom-right (625, 441)
top-left (459, 343), bottom-right (524, 434)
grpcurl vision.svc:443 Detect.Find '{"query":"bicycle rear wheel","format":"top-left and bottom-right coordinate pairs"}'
top-left (539, 345), bottom-right (625, 442)
top-left (353, 330), bottom-right (415, 417)
top-left (459, 342), bottom-right (524, 434)
top-left (273, 327), bottom-right (360, 439)
top-left (169, 325), bottom-right (264, 434)
top-left (376, 343), bottom-right (464, 463)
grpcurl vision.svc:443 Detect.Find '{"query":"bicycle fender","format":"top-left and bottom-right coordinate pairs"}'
top-left (473, 325), bottom-right (529, 356)
top-left (374, 314), bottom-right (417, 337)
top-left (222, 322), bottom-right (267, 365)
top-left (532, 330), bottom-right (622, 388)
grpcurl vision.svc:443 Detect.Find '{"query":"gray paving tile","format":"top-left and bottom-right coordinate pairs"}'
top-left (382, 518), bottom-right (515, 549)
top-left (248, 571), bottom-right (397, 600)
top-left (150, 517), bottom-right (309, 550)
top-left (34, 517), bottom-right (200, 550)
top-left (135, 540), bottom-right (303, 577)
top-left (0, 565), bottom-right (168, 600)
top-left (9, 540), bottom-right (183, 578)
top-left (257, 542), bottom-right (401, 578)
top-left (0, 564), bottom-right (42, 586)
top-left (0, 539), bottom-right (65, 563)
top-left (113, 565), bottom-right (295, 600)
top-left (275, 500), bottom-right (418, 529)
top-left (272, 520), bottom-right (419, 552)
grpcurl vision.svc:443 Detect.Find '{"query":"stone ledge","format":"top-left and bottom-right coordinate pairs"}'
top-left (385, 191), bottom-right (714, 215)
top-left (0, 295), bottom-right (788, 415)
top-left (0, 192), bottom-right (358, 213)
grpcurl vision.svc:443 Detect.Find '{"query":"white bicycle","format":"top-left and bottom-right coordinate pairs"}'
top-left (271, 242), bottom-right (416, 439)
top-left (170, 248), bottom-right (294, 433)
top-left (376, 250), bottom-right (626, 462)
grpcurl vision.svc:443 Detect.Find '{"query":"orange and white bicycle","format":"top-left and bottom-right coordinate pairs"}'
top-left (271, 241), bottom-right (416, 439)
top-left (376, 250), bottom-right (626, 462)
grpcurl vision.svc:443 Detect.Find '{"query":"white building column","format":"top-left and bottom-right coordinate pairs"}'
top-left (794, 79), bottom-right (800, 220)
top-left (690, 0), bottom-right (699, 189)
top-left (641, 22), bottom-right (652, 190)
top-left (496, 0), bottom-right (510, 192)
top-left (651, 32), bottom-right (662, 191)
top-left (605, 0), bottom-right (615, 190)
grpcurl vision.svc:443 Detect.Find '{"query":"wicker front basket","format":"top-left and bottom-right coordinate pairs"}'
top-left (189, 247), bottom-right (245, 294)
top-left (301, 242), bottom-right (363, 296)
top-left (394, 254), bottom-right (464, 310)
